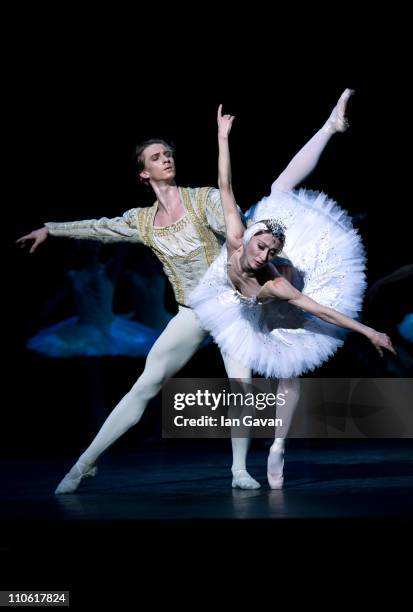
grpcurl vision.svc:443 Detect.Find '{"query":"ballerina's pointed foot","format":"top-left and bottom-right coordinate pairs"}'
top-left (231, 469), bottom-right (261, 490)
top-left (267, 440), bottom-right (284, 489)
top-left (54, 461), bottom-right (98, 495)
top-left (324, 88), bottom-right (355, 134)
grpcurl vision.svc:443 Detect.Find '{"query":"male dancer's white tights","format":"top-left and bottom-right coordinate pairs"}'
top-left (68, 305), bottom-right (257, 488)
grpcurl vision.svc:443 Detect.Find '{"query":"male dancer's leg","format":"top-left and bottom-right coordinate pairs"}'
top-left (221, 352), bottom-right (261, 490)
top-left (55, 306), bottom-right (207, 493)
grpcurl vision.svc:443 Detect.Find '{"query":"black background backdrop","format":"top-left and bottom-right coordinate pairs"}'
top-left (6, 21), bottom-right (411, 457)
top-left (2, 10), bottom-right (412, 601)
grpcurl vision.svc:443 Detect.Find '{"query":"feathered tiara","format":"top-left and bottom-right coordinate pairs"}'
top-left (261, 218), bottom-right (286, 243)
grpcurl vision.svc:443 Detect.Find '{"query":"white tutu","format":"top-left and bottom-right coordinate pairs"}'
top-left (188, 188), bottom-right (367, 378)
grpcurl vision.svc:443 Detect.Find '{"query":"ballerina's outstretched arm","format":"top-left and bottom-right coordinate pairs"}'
top-left (217, 104), bottom-right (245, 252)
top-left (259, 276), bottom-right (397, 358)
top-left (271, 88), bottom-right (354, 192)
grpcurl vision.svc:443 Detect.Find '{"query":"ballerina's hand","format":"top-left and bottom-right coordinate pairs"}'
top-left (367, 330), bottom-right (397, 357)
top-left (217, 104), bottom-right (235, 138)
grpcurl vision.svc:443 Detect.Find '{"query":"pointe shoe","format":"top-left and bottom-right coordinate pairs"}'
top-left (231, 469), bottom-right (261, 490)
top-left (323, 88), bottom-right (355, 134)
top-left (55, 461), bottom-right (98, 495)
top-left (267, 441), bottom-right (284, 489)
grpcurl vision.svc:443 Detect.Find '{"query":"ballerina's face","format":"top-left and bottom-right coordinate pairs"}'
top-left (244, 232), bottom-right (281, 270)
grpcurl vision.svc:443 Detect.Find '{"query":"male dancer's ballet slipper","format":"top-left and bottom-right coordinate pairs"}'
top-left (55, 461), bottom-right (98, 494)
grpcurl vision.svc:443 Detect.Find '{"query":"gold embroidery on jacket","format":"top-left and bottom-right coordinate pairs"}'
top-left (134, 187), bottom-right (221, 304)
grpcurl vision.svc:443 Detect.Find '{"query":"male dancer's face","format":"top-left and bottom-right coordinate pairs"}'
top-left (139, 144), bottom-right (176, 184)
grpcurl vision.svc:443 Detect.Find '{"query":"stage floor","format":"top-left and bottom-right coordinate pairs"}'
top-left (1, 441), bottom-right (413, 521)
top-left (2, 441), bottom-right (412, 598)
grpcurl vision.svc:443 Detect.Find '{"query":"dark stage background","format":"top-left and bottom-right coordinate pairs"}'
top-left (6, 41), bottom-right (412, 458)
top-left (2, 16), bottom-right (413, 603)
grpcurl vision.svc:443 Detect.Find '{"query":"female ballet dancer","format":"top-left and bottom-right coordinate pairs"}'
top-left (189, 99), bottom-right (396, 488)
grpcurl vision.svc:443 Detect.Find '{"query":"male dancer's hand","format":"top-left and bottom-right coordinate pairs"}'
top-left (217, 104), bottom-right (235, 139)
top-left (16, 227), bottom-right (49, 254)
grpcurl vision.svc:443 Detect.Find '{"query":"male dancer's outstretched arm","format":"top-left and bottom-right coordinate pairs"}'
top-left (15, 208), bottom-right (142, 254)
